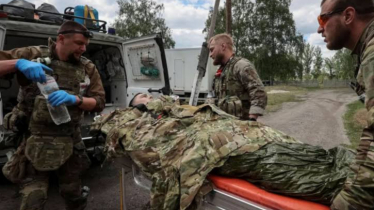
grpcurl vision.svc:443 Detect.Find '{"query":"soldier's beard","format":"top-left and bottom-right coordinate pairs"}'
top-left (67, 53), bottom-right (81, 65)
top-left (327, 25), bottom-right (350, 50)
top-left (213, 53), bottom-right (224, 66)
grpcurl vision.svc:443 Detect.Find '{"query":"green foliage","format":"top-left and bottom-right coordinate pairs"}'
top-left (324, 57), bottom-right (335, 79)
top-left (323, 49), bottom-right (356, 80)
top-left (203, 0), bottom-right (255, 58)
top-left (203, 0), bottom-right (303, 81)
top-left (265, 85), bottom-right (307, 112)
top-left (312, 47), bottom-right (323, 79)
top-left (203, 0), bottom-right (358, 82)
top-left (333, 49), bottom-right (356, 79)
top-left (114, 0), bottom-right (175, 49)
top-left (343, 101), bottom-right (365, 149)
top-left (302, 43), bottom-right (315, 79)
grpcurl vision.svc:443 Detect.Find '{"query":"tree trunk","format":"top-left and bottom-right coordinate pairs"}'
top-left (226, 0), bottom-right (232, 35)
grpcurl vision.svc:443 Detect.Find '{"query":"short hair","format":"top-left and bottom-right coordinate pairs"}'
top-left (321, 0), bottom-right (374, 15)
top-left (129, 93), bottom-right (142, 107)
top-left (57, 20), bottom-right (89, 35)
top-left (209, 33), bottom-right (234, 51)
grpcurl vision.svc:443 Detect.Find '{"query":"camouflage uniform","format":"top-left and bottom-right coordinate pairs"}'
top-left (331, 18), bottom-right (374, 210)
top-left (0, 38), bottom-right (105, 210)
top-left (213, 56), bottom-right (267, 119)
top-left (92, 97), bottom-right (354, 209)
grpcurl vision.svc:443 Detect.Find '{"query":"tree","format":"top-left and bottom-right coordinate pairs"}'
top-left (203, 0), bottom-right (255, 58)
top-left (114, 0), bottom-right (175, 48)
top-left (302, 43), bottom-right (315, 77)
top-left (203, 0), bottom-right (303, 81)
top-left (324, 57), bottom-right (336, 79)
top-left (312, 46), bottom-right (323, 79)
top-left (323, 49), bottom-right (355, 80)
top-left (332, 49), bottom-right (355, 79)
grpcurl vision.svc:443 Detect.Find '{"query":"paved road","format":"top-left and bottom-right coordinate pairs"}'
top-left (260, 88), bottom-right (357, 149)
top-left (0, 88), bottom-right (357, 210)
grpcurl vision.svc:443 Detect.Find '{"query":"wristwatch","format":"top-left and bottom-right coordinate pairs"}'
top-left (77, 95), bottom-right (83, 106)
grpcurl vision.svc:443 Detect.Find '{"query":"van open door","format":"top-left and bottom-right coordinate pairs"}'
top-left (122, 33), bottom-right (170, 105)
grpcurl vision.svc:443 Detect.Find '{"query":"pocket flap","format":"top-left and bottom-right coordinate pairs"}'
top-left (25, 135), bottom-right (73, 171)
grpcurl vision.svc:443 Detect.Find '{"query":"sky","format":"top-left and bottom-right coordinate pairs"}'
top-left (0, 0), bottom-right (334, 57)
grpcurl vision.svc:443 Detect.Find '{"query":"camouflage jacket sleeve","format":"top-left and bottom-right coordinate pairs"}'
top-left (234, 60), bottom-right (267, 115)
top-left (359, 38), bottom-right (374, 127)
top-left (0, 46), bottom-right (42, 60)
top-left (84, 61), bottom-right (106, 112)
top-left (0, 46), bottom-right (45, 85)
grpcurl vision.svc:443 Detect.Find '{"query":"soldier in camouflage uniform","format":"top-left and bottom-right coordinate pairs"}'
top-left (91, 94), bottom-right (355, 210)
top-left (318, 0), bottom-right (374, 209)
top-left (209, 33), bottom-right (267, 121)
top-left (0, 21), bottom-right (105, 210)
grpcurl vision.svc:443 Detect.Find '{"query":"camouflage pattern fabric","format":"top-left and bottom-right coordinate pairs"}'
top-left (331, 18), bottom-right (374, 210)
top-left (18, 141), bottom-right (91, 210)
top-left (215, 142), bottom-right (355, 205)
top-left (0, 38), bottom-right (105, 114)
top-left (0, 38), bottom-right (104, 210)
top-left (92, 97), bottom-right (309, 210)
top-left (3, 106), bottom-right (27, 132)
top-left (213, 56), bottom-right (267, 119)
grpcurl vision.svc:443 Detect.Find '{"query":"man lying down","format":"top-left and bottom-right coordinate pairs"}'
top-left (90, 94), bottom-right (355, 210)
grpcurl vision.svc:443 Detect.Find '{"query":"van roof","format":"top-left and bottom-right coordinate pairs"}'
top-left (0, 4), bottom-right (125, 44)
top-left (0, 19), bottom-right (125, 44)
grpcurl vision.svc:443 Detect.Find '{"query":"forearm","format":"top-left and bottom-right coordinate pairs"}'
top-left (237, 65), bottom-right (267, 116)
top-left (75, 96), bottom-right (97, 111)
top-left (248, 87), bottom-right (267, 116)
top-left (84, 66), bottom-right (106, 112)
top-left (0, 60), bottom-right (18, 77)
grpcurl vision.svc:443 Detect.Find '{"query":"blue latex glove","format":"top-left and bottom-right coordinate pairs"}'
top-left (15, 59), bottom-right (53, 83)
top-left (48, 90), bottom-right (76, 107)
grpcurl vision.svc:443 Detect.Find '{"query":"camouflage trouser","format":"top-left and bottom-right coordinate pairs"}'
top-left (331, 127), bottom-right (374, 210)
top-left (19, 144), bottom-right (91, 210)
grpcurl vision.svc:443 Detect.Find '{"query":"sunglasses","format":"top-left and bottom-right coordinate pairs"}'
top-left (58, 30), bottom-right (94, 38)
top-left (317, 8), bottom-right (346, 27)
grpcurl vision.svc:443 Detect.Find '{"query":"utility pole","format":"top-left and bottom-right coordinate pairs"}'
top-left (226, 0), bottom-right (232, 35)
top-left (189, 0), bottom-right (220, 106)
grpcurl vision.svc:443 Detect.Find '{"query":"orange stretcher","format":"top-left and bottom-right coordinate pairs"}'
top-left (207, 175), bottom-right (330, 210)
top-left (125, 164), bottom-right (330, 210)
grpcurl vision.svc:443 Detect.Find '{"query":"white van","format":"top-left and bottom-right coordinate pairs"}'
top-left (165, 48), bottom-right (218, 101)
top-left (0, 4), bottom-right (170, 164)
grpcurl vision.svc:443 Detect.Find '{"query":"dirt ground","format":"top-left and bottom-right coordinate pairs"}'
top-left (0, 156), bottom-right (150, 210)
top-left (0, 88), bottom-right (357, 210)
top-left (260, 88), bottom-right (357, 149)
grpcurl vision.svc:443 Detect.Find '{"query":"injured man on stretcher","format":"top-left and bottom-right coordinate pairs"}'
top-left (90, 94), bottom-right (356, 210)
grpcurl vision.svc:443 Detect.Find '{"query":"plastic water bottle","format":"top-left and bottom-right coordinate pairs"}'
top-left (37, 74), bottom-right (71, 125)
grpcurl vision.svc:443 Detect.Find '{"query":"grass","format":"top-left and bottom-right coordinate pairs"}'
top-left (265, 85), bottom-right (311, 92)
top-left (265, 86), bottom-right (308, 112)
top-left (343, 101), bottom-right (366, 149)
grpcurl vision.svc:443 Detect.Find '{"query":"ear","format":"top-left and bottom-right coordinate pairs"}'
top-left (221, 43), bottom-right (227, 51)
top-left (56, 34), bottom-right (65, 44)
top-left (344, 7), bottom-right (355, 25)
